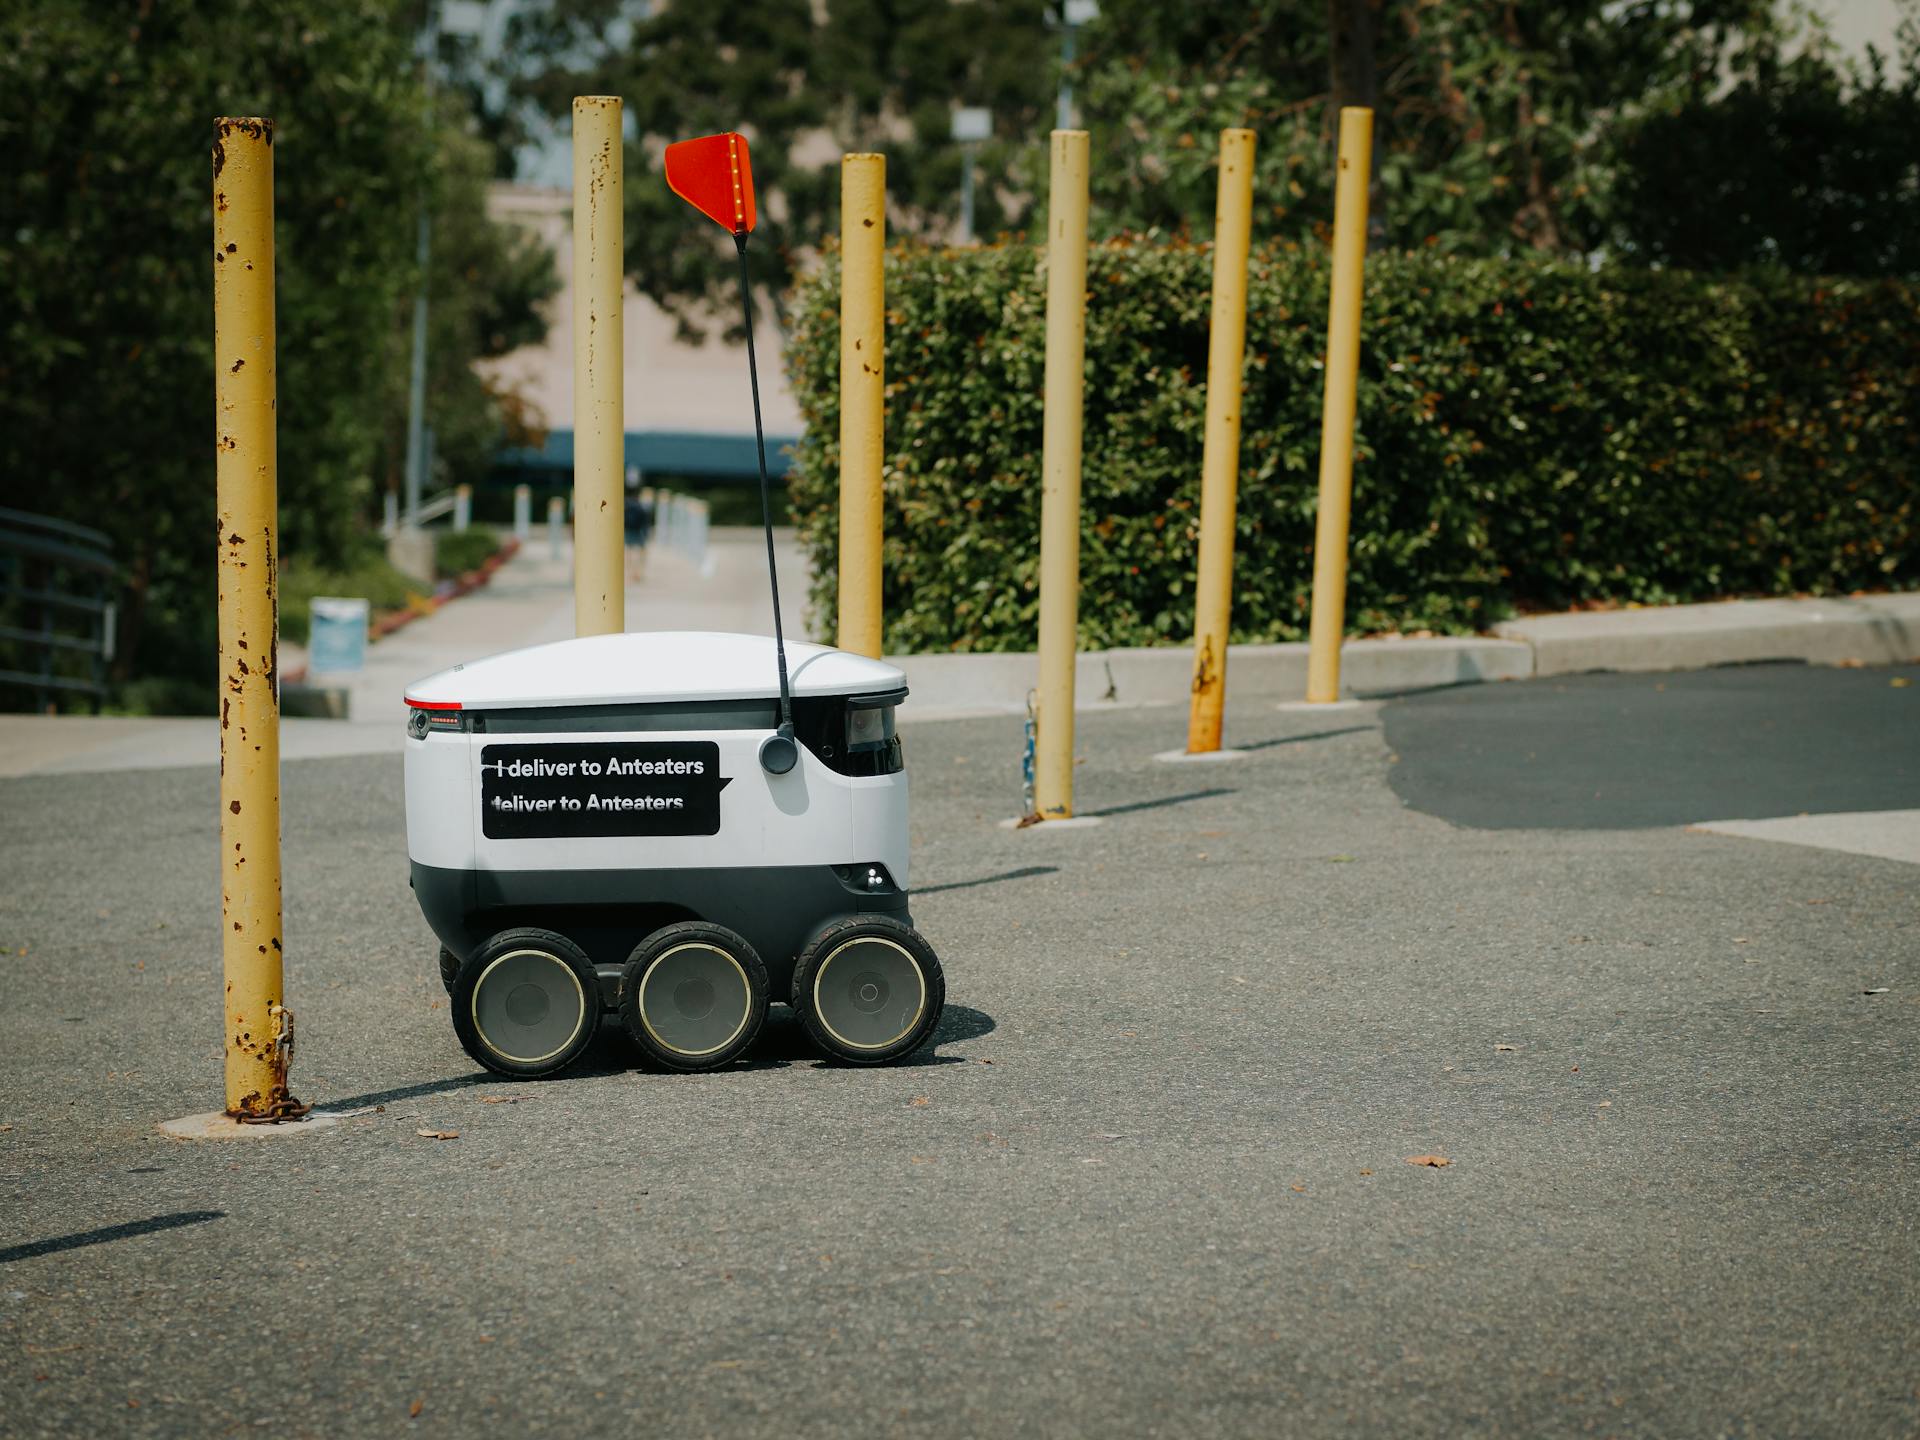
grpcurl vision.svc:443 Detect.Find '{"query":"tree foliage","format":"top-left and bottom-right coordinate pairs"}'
top-left (501, 0), bottom-right (1062, 338)
top-left (1079, 0), bottom-right (1792, 254)
top-left (1611, 16), bottom-right (1920, 274)
top-left (503, 0), bottom-right (1920, 334)
top-left (0, 0), bottom-right (554, 698)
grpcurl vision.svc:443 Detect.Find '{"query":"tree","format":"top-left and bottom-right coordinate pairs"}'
top-left (1076, 0), bottom-right (1785, 255)
top-left (1610, 17), bottom-right (1920, 275)
top-left (0, 0), bottom-right (554, 700)
top-left (500, 0), bottom-right (1061, 338)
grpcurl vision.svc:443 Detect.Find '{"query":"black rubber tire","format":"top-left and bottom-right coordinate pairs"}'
top-left (450, 928), bottom-right (599, 1080)
top-left (438, 945), bottom-right (460, 994)
top-left (618, 921), bottom-right (769, 1073)
top-left (792, 916), bottom-right (945, 1066)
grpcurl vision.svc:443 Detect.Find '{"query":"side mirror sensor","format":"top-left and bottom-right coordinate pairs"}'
top-left (759, 727), bottom-right (798, 776)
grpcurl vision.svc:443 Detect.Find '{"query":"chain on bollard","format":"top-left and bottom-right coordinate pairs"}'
top-left (233, 1005), bottom-right (311, 1124)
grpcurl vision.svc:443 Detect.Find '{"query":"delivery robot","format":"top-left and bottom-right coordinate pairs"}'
top-left (401, 133), bottom-right (944, 1079)
top-left (403, 631), bottom-right (943, 1076)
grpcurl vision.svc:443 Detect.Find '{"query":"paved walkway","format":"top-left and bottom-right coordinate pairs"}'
top-left (342, 527), bottom-right (812, 727)
top-left (0, 528), bottom-right (811, 778)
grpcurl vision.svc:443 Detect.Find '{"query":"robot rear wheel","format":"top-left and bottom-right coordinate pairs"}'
top-left (793, 916), bottom-right (944, 1066)
top-left (450, 928), bottom-right (599, 1080)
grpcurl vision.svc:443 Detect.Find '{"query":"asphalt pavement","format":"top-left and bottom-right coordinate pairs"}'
top-left (1, 664), bottom-right (1915, 1438)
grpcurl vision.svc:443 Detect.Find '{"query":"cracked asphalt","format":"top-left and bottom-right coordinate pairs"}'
top-left (2, 664), bottom-right (1915, 1438)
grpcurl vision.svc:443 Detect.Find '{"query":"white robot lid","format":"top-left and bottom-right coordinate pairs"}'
top-left (404, 631), bottom-right (907, 711)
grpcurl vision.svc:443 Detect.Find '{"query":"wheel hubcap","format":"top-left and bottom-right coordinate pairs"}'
top-left (472, 949), bottom-right (586, 1064)
top-left (640, 943), bottom-right (752, 1057)
top-left (814, 938), bottom-right (925, 1051)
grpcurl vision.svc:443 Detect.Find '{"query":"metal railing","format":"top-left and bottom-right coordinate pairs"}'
top-left (0, 507), bottom-right (116, 711)
top-left (381, 488), bottom-right (461, 536)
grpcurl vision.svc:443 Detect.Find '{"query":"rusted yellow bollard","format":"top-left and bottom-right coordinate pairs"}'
top-left (838, 153), bottom-right (886, 659)
top-left (573, 96), bottom-right (626, 636)
top-left (1304, 106), bottom-right (1373, 704)
top-left (1033, 130), bottom-right (1090, 822)
top-left (1186, 128), bottom-right (1257, 753)
top-left (213, 117), bottom-right (299, 1120)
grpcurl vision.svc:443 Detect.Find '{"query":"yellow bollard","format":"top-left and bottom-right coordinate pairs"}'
top-left (1033, 130), bottom-right (1090, 821)
top-left (572, 96), bottom-right (625, 636)
top-left (1304, 107), bottom-right (1373, 704)
top-left (1186, 128), bottom-right (1258, 753)
top-left (838, 153), bottom-right (886, 659)
top-left (213, 117), bottom-right (299, 1120)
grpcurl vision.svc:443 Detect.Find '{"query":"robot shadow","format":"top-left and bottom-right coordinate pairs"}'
top-left (566, 1001), bottom-right (998, 1077)
top-left (324, 1006), bottom-right (1001, 1105)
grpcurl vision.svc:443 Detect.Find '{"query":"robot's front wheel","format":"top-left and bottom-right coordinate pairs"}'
top-left (450, 928), bottom-right (599, 1080)
top-left (793, 916), bottom-right (945, 1066)
top-left (437, 945), bottom-right (460, 994)
top-left (619, 922), bottom-right (769, 1072)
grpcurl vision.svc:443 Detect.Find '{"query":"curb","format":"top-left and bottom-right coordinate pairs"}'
top-left (893, 637), bottom-right (1530, 718)
top-left (891, 592), bottom-right (1920, 719)
top-left (1492, 592), bottom-right (1920, 677)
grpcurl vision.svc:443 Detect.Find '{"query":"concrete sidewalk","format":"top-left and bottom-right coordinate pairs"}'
top-left (891, 592), bottom-right (1920, 720)
top-left (327, 525), bottom-right (812, 728)
top-left (1492, 590), bottom-right (1920, 676)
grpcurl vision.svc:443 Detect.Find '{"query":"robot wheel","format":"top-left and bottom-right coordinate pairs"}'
top-left (792, 916), bottom-right (945, 1066)
top-left (449, 928), bottom-right (600, 1080)
top-left (618, 921), bottom-right (769, 1073)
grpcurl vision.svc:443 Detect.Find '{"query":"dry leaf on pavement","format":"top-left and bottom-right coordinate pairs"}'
top-left (1404, 1154), bottom-right (1451, 1168)
top-left (416, 1128), bottom-right (460, 1140)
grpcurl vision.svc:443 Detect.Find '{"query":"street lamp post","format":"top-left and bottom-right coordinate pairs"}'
top-left (950, 107), bottom-right (992, 244)
top-left (401, 0), bottom-right (486, 530)
top-left (1056, 0), bottom-right (1099, 132)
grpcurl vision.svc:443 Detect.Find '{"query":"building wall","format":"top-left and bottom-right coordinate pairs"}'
top-left (479, 182), bottom-right (805, 447)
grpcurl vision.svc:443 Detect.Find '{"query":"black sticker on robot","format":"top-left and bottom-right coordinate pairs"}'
top-left (480, 741), bottom-right (732, 839)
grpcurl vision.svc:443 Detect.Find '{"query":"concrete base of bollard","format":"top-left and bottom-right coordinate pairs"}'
top-left (1153, 747), bottom-right (1247, 763)
top-left (1275, 698), bottom-right (1366, 713)
top-left (158, 1111), bottom-right (340, 1141)
top-left (997, 815), bottom-right (1106, 831)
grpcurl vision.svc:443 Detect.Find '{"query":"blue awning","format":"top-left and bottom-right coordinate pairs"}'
top-left (494, 428), bottom-right (800, 481)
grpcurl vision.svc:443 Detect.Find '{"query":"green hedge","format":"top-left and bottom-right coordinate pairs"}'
top-left (783, 244), bottom-right (1918, 653)
top-left (434, 525), bottom-right (505, 581)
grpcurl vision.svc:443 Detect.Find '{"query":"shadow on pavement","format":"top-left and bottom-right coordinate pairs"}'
top-left (917, 866), bottom-right (1058, 895)
top-left (1084, 787), bottom-right (1234, 819)
top-left (735, 1002), bottom-right (995, 1073)
top-left (318, 1073), bottom-right (491, 1114)
top-left (1238, 725), bottom-right (1373, 752)
top-left (1, 1211), bottom-right (226, 1266)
